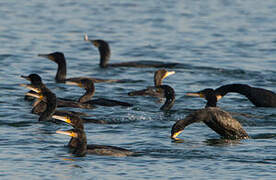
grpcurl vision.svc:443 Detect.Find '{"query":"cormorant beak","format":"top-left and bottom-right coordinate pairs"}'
top-left (84, 33), bottom-right (96, 45)
top-left (186, 92), bottom-right (205, 98)
top-left (38, 54), bottom-right (55, 61)
top-left (84, 33), bottom-right (89, 41)
top-left (164, 71), bottom-right (175, 79)
top-left (171, 130), bottom-right (183, 140)
top-left (56, 130), bottom-right (78, 138)
top-left (52, 115), bottom-right (72, 125)
top-left (25, 92), bottom-right (43, 100)
top-left (65, 81), bottom-right (83, 88)
top-left (216, 95), bottom-right (222, 101)
top-left (20, 84), bottom-right (41, 93)
top-left (20, 75), bottom-right (30, 81)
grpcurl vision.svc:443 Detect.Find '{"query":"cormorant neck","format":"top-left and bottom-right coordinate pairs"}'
top-left (68, 137), bottom-right (77, 148)
top-left (32, 100), bottom-right (46, 115)
top-left (160, 85), bottom-right (175, 111)
top-left (68, 121), bottom-right (84, 147)
top-left (39, 89), bottom-right (57, 121)
top-left (32, 81), bottom-right (43, 87)
top-left (73, 131), bottom-right (87, 157)
top-left (161, 96), bottom-right (175, 111)
top-left (154, 74), bottom-right (163, 86)
top-left (56, 60), bottom-right (67, 83)
top-left (99, 45), bottom-right (110, 68)
top-left (206, 96), bottom-right (217, 108)
top-left (215, 84), bottom-right (251, 98)
top-left (78, 85), bottom-right (95, 103)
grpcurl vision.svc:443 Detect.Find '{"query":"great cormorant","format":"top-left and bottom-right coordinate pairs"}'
top-left (65, 78), bottom-right (133, 107)
top-left (38, 52), bottom-right (126, 83)
top-left (171, 89), bottom-right (249, 140)
top-left (55, 114), bottom-right (134, 157)
top-left (84, 34), bottom-right (179, 68)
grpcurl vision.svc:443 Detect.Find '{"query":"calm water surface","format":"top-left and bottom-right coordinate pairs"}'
top-left (0, 0), bottom-right (276, 179)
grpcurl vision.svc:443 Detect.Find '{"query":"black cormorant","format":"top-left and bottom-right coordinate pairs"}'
top-left (54, 114), bottom-right (104, 149)
top-left (38, 52), bottom-right (125, 83)
top-left (171, 89), bottom-right (249, 140)
top-left (55, 114), bottom-right (134, 157)
top-left (84, 34), bottom-right (179, 68)
top-left (53, 114), bottom-right (106, 149)
top-left (56, 128), bottom-right (134, 157)
top-left (65, 78), bottom-right (133, 107)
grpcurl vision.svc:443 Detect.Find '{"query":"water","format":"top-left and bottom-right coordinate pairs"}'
top-left (1, 0), bottom-right (276, 179)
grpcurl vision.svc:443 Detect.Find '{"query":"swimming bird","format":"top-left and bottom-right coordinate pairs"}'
top-left (56, 128), bottom-right (134, 157)
top-left (38, 52), bottom-right (125, 83)
top-left (171, 89), bottom-right (249, 140)
top-left (212, 84), bottom-right (276, 107)
top-left (55, 115), bottom-right (134, 157)
top-left (53, 114), bottom-right (107, 150)
top-left (65, 78), bottom-right (133, 107)
top-left (128, 69), bottom-right (175, 98)
top-left (84, 34), bottom-right (179, 68)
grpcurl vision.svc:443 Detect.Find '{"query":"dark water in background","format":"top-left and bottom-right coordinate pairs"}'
top-left (1, 0), bottom-right (276, 179)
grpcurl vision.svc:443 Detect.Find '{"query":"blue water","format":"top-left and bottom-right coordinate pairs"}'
top-left (1, 0), bottom-right (276, 179)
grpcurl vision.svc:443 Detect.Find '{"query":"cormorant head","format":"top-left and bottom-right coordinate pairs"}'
top-left (171, 121), bottom-right (185, 140)
top-left (186, 88), bottom-right (217, 107)
top-left (84, 34), bottom-right (110, 68)
top-left (53, 114), bottom-right (84, 130)
top-left (80, 79), bottom-right (95, 91)
top-left (154, 69), bottom-right (175, 86)
top-left (198, 88), bottom-right (215, 99)
top-left (92, 40), bottom-right (111, 67)
top-left (84, 34), bottom-right (110, 52)
top-left (38, 52), bottom-right (66, 64)
top-left (90, 40), bottom-right (108, 48)
top-left (21, 74), bottom-right (42, 86)
top-left (156, 85), bottom-right (175, 111)
top-left (66, 78), bottom-right (95, 103)
top-left (66, 78), bottom-right (95, 92)
top-left (186, 88), bottom-right (222, 101)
